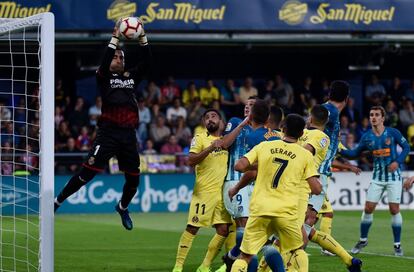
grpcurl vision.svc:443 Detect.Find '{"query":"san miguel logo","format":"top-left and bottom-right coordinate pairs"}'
top-left (0, 2), bottom-right (51, 18)
top-left (279, 0), bottom-right (308, 25)
top-left (279, 1), bottom-right (396, 26)
top-left (107, 0), bottom-right (137, 21)
top-left (140, 2), bottom-right (226, 24)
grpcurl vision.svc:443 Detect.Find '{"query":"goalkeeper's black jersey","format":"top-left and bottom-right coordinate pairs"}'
top-left (96, 45), bottom-right (151, 129)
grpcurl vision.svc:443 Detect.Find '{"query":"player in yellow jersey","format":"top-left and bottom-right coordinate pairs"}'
top-left (172, 109), bottom-right (232, 272)
top-left (229, 114), bottom-right (322, 272)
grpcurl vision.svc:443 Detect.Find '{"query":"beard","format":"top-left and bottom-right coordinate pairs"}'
top-left (206, 122), bottom-right (219, 133)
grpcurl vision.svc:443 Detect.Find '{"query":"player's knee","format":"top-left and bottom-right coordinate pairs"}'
top-left (78, 167), bottom-right (98, 183)
top-left (215, 224), bottom-right (229, 237)
top-left (389, 205), bottom-right (400, 215)
top-left (186, 224), bottom-right (199, 235)
top-left (124, 172), bottom-right (140, 189)
top-left (305, 210), bottom-right (317, 226)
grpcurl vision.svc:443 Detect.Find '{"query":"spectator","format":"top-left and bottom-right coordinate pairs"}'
top-left (320, 78), bottom-right (331, 102)
top-left (160, 134), bottom-right (182, 155)
top-left (399, 100), bottom-right (414, 129)
top-left (161, 76), bottom-right (180, 105)
top-left (58, 137), bottom-right (81, 173)
top-left (344, 133), bottom-right (358, 167)
top-left (149, 115), bottom-right (171, 150)
top-left (387, 76), bottom-right (405, 105)
top-left (220, 78), bottom-right (241, 117)
top-left (14, 99), bottom-right (26, 132)
top-left (296, 76), bottom-right (314, 114)
top-left (55, 105), bottom-right (65, 127)
top-left (339, 115), bottom-right (351, 145)
top-left (166, 97), bottom-right (187, 125)
top-left (88, 96), bottom-right (102, 127)
top-left (144, 81), bottom-right (162, 106)
top-left (356, 117), bottom-right (370, 141)
top-left (405, 80), bottom-right (414, 102)
top-left (384, 100), bottom-right (399, 128)
top-left (55, 77), bottom-right (65, 106)
top-left (261, 79), bottom-right (275, 104)
top-left (182, 82), bottom-right (199, 107)
top-left (1, 141), bottom-right (13, 175)
top-left (211, 99), bottom-right (226, 123)
top-left (365, 75), bottom-right (386, 107)
top-left (18, 143), bottom-right (38, 173)
top-left (137, 97), bottom-right (151, 143)
top-left (76, 126), bottom-right (91, 151)
top-left (150, 103), bottom-right (162, 124)
top-left (68, 96), bottom-right (89, 135)
top-left (172, 116), bottom-right (192, 147)
top-left (239, 77), bottom-right (258, 104)
top-left (143, 139), bottom-right (157, 155)
top-left (1, 121), bottom-right (16, 147)
top-left (274, 74), bottom-right (294, 110)
top-left (0, 100), bottom-right (11, 121)
top-left (186, 97), bottom-right (205, 129)
top-left (341, 97), bottom-right (360, 124)
top-left (200, 79), bottom-right (220, 107)
top-left (55, 121), bottom-right (72, 150)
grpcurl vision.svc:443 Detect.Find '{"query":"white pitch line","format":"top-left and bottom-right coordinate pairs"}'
top-left (307, 245), bottom-right (414, 260)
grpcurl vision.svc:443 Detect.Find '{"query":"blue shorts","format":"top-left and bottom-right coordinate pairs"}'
top-left (308, 174), bottom-right (329, 212)
top-left (223, 180), bottom-right (253, 218)
top-left (366, 180), bottom-right (402, 204)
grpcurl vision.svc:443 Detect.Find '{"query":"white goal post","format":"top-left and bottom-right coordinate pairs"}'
top-left (0, 12), bottom-right (54, 272)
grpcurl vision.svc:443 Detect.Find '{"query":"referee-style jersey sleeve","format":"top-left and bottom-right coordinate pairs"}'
top-left (244, 143), bottom-right (260, 165)
top-left (189, 134), bottom-right (204, 154)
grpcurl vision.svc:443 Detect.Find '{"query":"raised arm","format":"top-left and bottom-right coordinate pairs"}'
top-left (97, 20), bottom-right (121, 77)
top-left (188, 138), bottom-right (222, 167)
top-left (340, 135), bottom-right (367, 159)
top-left (221, 117), bottom-right (249, 149)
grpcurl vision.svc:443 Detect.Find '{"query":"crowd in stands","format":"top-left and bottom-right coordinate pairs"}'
top-left (2, 74), bottom-right (413, 174)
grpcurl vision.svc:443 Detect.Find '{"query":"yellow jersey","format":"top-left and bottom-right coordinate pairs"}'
top-left (244, 140), bottom-right (318, 218)
top-left (190, 132), bottom-right (229, 193)
top-left (297, 128), bottom-right (330, 195)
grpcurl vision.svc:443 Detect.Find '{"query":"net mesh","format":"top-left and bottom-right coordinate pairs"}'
top-left (0, 17), bottom-right (42, 271)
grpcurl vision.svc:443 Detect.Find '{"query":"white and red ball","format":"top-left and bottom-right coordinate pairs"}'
top-left (119, 17), bottom-right (143, 40)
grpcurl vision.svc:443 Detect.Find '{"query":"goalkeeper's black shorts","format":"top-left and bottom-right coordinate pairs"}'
top-left (82, 126), bottom-right (140, 175)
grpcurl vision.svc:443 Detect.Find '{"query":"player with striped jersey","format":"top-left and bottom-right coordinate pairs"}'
top-left (340, 106), bottom-right (410, 256)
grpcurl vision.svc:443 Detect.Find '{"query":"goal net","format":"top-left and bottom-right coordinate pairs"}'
top-left (0, 13), bottom-right (54, 272)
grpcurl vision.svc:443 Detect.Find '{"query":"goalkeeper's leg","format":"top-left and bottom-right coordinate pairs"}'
top-left (54, 166), bottom-right (97, 211)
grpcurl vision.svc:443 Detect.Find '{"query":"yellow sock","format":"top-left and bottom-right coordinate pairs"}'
top-left (285, 249), bottom-right (308, 272)
top-left (230, 259), bottom-right (248, 272)
top-left (202, 234), bottom-right (227, 267)
top-left (225, 223), bottom-right (236, 252)
top-left (319, 216), bottom-right (333, 235)
top-left (311, 230), bottom-right (352, 266)
top-left (174, 230), bottom-right (195, 268)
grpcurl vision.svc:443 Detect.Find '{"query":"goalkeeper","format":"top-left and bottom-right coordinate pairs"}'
top-left (54, 19), bottom-right (151, 231)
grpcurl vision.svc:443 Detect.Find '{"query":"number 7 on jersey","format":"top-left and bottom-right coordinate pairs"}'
top-left (272, 158), bottom-right (288, 188)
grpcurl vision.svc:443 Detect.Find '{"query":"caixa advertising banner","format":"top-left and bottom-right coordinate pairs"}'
top-left (1, 0), bottom-right (414, 32)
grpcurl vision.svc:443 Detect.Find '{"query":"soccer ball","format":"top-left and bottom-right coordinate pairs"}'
top-left (119, 17), bottom-right (143, 40)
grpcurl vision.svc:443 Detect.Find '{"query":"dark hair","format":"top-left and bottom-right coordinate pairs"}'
top-left (248, 96), bottom-right (258, 100)
top-left (311, 105), bottom-right (329, 126)
top-left (269, 106), bottom-right (284, 127)
top-left (203, 108), bottom-right (222, 119)
top-left (284, 114), bottom-right (306, 139)
top-left (251, 99), bottom-right (270, 125)
top-left (370, 106), bottom-right (385, 117)
top-left (329, 80), bottom-right (350, 102)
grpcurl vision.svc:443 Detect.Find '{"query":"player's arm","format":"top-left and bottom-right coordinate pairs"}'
top-left (307, 176), bottom-right (322, 195)
top-left (97, 19), bottom-right (121, 78)
top-left (228, 169), bottom-right (257, 201)
top-left (130, 22), bottom-right (153, 80)
top-left (403, 177), bottom-right (414, 191)
top-left (389, 129), bottom-right (411, 172)
top-left (221, 117), bottom-right (250, 149)
top-left (339, 134), bottom-right (367, 159)
top-left (188, 139), bottom-right (222, 167)
top-left (303, 143), bottom-right (315, 155)
top-left (332, 159), bottom-right (362, 175)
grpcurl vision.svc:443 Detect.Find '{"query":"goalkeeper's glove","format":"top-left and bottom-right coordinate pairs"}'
top-left (137, 19), bottom-right (148, 46)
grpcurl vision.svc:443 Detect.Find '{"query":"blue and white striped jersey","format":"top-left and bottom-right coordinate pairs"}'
top-left (341, 127), bottom-right (410, 182)
top-left (319, 102), bottom-right (341, 176)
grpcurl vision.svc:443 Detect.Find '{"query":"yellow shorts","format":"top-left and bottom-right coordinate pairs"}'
top-left (187, 192), bottom-right (231, 227)
top-left (240, 216), bottom-right (303, 255)
top-left (318, 195), bottom-right (333, 214)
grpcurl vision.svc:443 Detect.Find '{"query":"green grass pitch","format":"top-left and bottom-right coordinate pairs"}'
top-left (53, 211), bottom-right (414, 272)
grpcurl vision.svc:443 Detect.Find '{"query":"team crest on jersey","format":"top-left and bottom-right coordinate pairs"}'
top-left (192, 216), bottom-right (199, 223)
top-left (88, 156), bottom-right (95, 165)
top-left (385, 137), bottom-right (391, 145)
top-left (225, 122), bottom-right (232, 132)
top-left (123, 71), bottom-right (130, 77)
top-left (320, 137), bottom-right (328, 148)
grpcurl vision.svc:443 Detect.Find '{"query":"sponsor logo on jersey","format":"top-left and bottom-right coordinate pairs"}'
top-left (107, 0), bottom-right (137, 21)
top-left (372, 148), bottom-right (391, 157)
top-left (109, 78), bottom-right (135, 89)
top-left (320, 137), bottom-right (328, 148)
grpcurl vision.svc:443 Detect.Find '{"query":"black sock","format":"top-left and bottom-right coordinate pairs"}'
top-left (56, 175), bottom-right (87, 204)
top-left (120, 174), bottom-right (140, 209)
